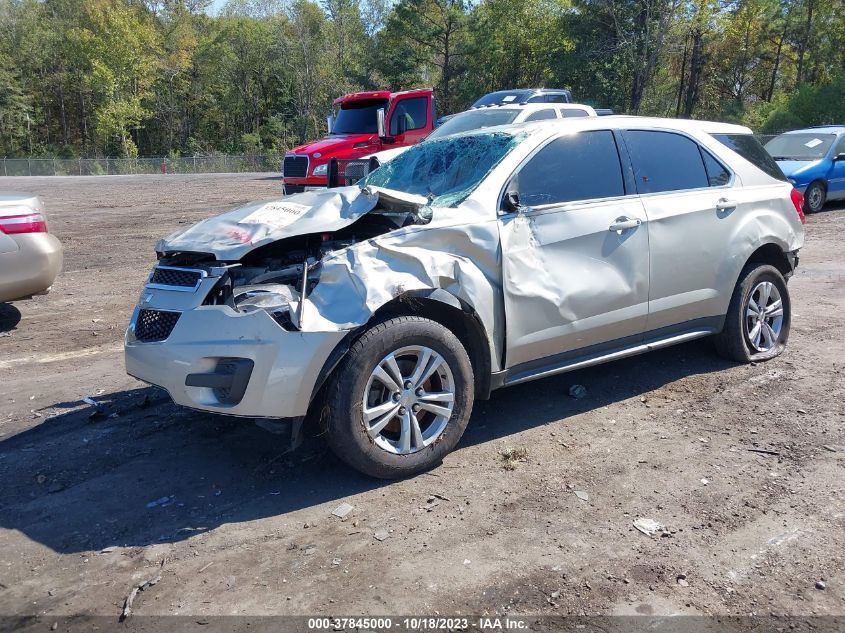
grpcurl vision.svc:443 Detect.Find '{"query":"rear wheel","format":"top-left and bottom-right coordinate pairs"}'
top-left (715, 263), bottom-right (791, 363)
top-left (804, 181), bottom-right (826, 213)
top-left (323, 316), bottom-right (474, 479)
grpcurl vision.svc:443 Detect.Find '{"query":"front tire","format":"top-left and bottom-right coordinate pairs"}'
top-left (715, 263), bottom-right (791, 363)
top-left (323, 316), bottom-right (474, 479)
top-left (804, 181), bottom-right (826, 213)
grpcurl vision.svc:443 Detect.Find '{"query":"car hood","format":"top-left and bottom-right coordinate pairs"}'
top-left (775, 159), bottom-right (821, 179)
top-left (289, 134), bottom-right (374, 156)
top-left (156, 186), bottom-right (428, 261)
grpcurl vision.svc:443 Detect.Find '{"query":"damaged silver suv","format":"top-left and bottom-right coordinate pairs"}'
top-left (126, 118), bottom-right (805, 478)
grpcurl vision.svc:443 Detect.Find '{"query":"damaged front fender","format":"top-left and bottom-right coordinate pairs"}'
top-left (300, 210), bottom-right (505, 372)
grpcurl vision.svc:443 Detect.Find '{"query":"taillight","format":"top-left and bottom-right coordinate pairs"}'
top-left (790, 188), bottom-right (806, 224)
top-left (0, 212), bottom-right (48, 234)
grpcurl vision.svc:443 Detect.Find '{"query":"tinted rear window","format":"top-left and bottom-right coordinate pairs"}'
top-left (712, 133), bottom-right (787, 181)
top-left (625, 130), bottom-right (709, 193)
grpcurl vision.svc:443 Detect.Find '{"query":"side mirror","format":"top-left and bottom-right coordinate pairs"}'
top-left (834, 152), bottom-right (845, 162)
top-left (326, 114), bottom-right (334, 135)
top-left (377, 108), bottom-right (387, 139)
top-left (502, 191), bottom-right (521, 213)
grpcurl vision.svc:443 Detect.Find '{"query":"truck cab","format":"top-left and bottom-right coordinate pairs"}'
top-left (282, 88), bottom-right (435, 195)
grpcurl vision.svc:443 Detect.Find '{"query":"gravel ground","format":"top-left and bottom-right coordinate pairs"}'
top-left (0, 174), bottom-right (843, 622)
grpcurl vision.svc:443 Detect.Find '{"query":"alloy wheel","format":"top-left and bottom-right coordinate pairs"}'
top-left (362, 345), bottom-right (455, 455)
top-left (745, 281), bottom-right (784, 352)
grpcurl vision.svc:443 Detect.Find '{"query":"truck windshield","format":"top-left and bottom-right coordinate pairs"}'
top-left (427, 109), bottom-right (520, 140)
top-left (331, 99), bottom-right (388, 135)
top-left (361, 131), bottom-right (522, 207)
top-left (765, 133), bottom-right (836, 160)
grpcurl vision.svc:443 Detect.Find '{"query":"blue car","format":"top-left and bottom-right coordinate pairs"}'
top-left (764, 125), bottom-right (845, 213)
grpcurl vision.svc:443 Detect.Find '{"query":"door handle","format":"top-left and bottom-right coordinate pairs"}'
top-left (608, 216), bottom-right (642, 233)
top-left (716, 198), bottom-right (738, 210)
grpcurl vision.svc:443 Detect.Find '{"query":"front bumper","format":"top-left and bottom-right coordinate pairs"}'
top-left (282, 176), bottom-right (328, 196)
top-left (125, 303), bottom-right (345, 418)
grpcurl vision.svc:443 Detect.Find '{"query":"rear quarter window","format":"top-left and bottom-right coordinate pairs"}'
top-left (711, 133), bottom-right (787, 182)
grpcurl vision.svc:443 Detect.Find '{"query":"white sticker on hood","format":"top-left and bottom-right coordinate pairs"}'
top-left (804, 138), bottom-right (823, 148)
top-left (239, 201), bottom-right (309, 228)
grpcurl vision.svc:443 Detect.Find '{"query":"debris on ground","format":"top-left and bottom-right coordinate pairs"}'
top-left (145, 496), bottom-right (171, 509)
top-left (748, 448), bottom-right (781, 456)
top-left (823, 445), bottom-right (837, 453)
top-left (574, 490), bottom-right (589, 502)
top-left (633, 518), bottom-right (663, 537)
top-left (816, 580), bottom-right (826, 590)
top-left (677, 573), bottom-right (689, 587)
top-left (82, 396), bottom-right (116, 421)
top-left (500, 447), bottom-right (529, 471)
top-left (700, 478), bottom-right (710, 485)
top-left (568, 384), bottom-right (587, 399)
top-left (331, 503), bottom-right (354, 519)
top-left (120, 574), bottom-right (162, 621)
top-left (373, 530), bottom-right (390, 542)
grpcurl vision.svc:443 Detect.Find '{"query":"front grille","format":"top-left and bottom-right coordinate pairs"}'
top-left (149, 267), bottom-right (202, 288)
top-left (283, 155), bottom-right (308, 178)
top-left (135, 309), bottom-right (181, 342)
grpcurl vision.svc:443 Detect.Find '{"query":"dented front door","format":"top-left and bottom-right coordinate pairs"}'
top-left (498, 130), bottom-right (650, 369)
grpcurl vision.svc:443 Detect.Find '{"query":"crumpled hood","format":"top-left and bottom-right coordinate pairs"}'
top-left (156, 186), bottom-right (426, 261)
top-left (775, 159), bottom-right (820, 180)
top-left (289, 134), bottom-right (374, 156)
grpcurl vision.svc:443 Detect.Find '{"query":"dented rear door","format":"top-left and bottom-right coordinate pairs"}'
top-left (499, 130), bottom-right (650, 369)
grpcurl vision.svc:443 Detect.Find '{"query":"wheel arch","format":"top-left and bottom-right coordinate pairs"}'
top-left (306, 290), bottom-right (493, 422)
top-left (744, 242), bottom-right (794, 279)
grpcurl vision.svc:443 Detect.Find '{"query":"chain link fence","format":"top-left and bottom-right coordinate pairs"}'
top-left (0, 155), bottom-right (280, 177)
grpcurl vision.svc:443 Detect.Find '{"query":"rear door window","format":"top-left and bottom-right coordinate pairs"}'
top-left (560, 108), bottom-right (590, 118)
top-left (712, 133), bottom-right (787, 181)
top-left (511, 131), bottom-right (625, 207)
top-left (524, 109), bottom-right (557, 122)
top-left (625, 130), bottom-right (709, 193)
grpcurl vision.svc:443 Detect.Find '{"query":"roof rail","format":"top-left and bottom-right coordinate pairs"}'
top-left (807, 124), bottom-right (845, 128)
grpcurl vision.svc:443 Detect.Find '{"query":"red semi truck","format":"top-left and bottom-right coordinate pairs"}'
top-left (281, 88), bottom-right (435, 195)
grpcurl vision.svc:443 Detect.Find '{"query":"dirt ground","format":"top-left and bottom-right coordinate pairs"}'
top-left (0, 174), bottom-right (843, 624)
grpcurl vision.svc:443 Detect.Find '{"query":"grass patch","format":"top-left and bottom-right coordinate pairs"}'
top-left (500, 446), bottom-right (529, 471)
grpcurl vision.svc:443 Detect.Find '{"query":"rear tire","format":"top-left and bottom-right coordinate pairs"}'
top-left (804, 181), bottom-right (826, 213)
top-left (714, 263), bottom-right (791, 363)
top-left (323, 316), bottom-right (474, 479)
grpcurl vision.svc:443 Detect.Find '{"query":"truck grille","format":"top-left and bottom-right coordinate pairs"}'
top-left (283, 155), bottom-right (308, 178)
top-left (342, 159), bottom-right (373, 185)
top-left (149, 267), bottom-right (202, 289)
top-left (135, 309), bottom-right (181, 342)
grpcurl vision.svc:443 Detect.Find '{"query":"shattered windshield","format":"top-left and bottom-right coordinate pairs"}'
top-left (361, 132), bottom-right (522, 207)
top-left (427, 109), bottom-right (520, 140)
top-left (765, 133), bottom-right (836, 160)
